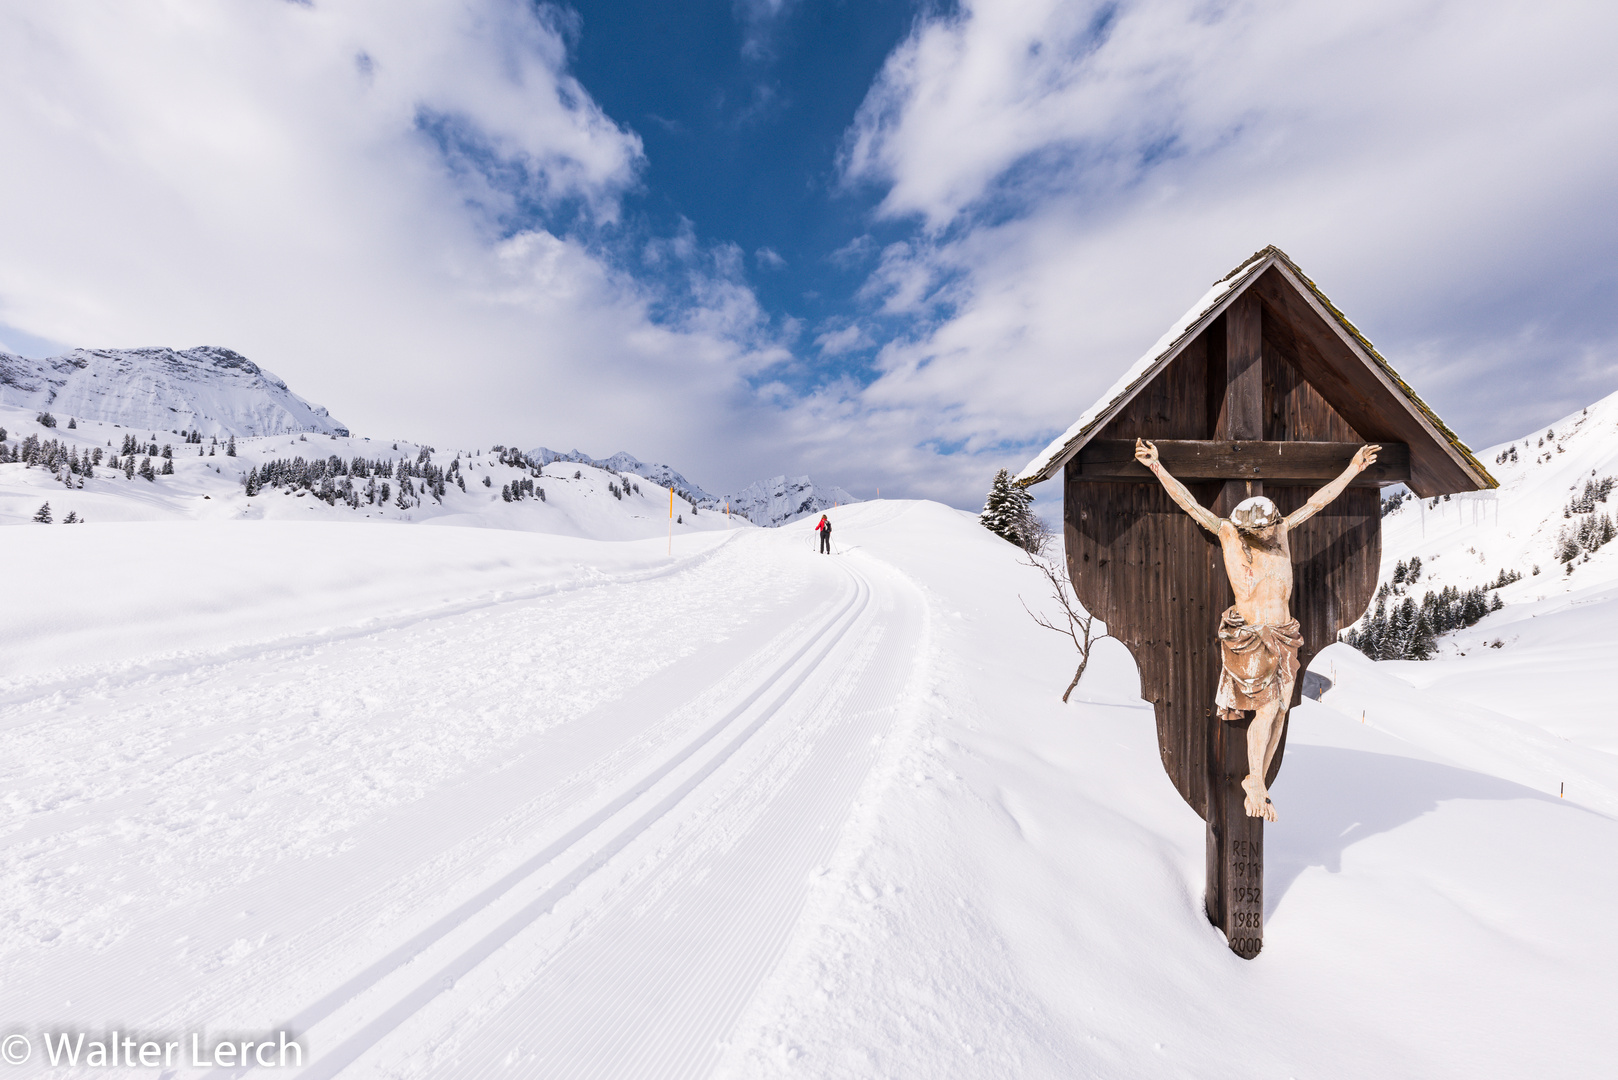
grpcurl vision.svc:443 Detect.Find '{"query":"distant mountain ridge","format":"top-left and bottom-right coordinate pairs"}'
top-left (0, 346), bottom-right (348, 438)
top-left (725, 474), bottom-right (857, 528)
top-left (530, 448), bottom-right (717, 508)
top-left (0, 342), bottom-right (852, 523)
top-left (528, 447), bottom-right (857, 527)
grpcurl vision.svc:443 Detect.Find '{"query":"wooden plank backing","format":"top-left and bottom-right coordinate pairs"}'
top-left (1262, 302), bottom-right (1360, 442)
top-left (1218, 293), bottom-right (1263, 441)
top-left (1102, 334), bottom-right (1209, 438)
top-left (1076, 440), bottom-right (1409, 485)
top-left (1064, 471), bottom-right (1227, 816)
top-left (1248, 266), bottom-right (1480, 496)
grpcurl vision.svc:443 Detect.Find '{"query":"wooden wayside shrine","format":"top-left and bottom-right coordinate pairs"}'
top-left (1018, 246), bottom-right (1494, 958)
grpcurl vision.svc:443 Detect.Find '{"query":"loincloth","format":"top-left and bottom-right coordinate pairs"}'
top-left (1215, 606), bottom-right (1302, 722)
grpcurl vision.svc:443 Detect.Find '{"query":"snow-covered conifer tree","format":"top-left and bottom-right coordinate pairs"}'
top-left (226, 436), bottom-right (237, 457)
top-left (33, 502), bottom-right (51, 523)
top-left (980, 469), bottom-right (1036, 548)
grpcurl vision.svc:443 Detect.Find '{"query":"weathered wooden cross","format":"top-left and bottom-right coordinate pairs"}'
top-left (1019, 247), bottom-right (1494, 958)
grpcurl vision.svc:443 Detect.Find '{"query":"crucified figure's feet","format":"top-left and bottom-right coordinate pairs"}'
top-left (1242, 775), bottom-right (1277, 822)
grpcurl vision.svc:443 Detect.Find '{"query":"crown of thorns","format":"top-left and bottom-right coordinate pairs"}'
top-left (1230, 496), bottom-right (1281, 530)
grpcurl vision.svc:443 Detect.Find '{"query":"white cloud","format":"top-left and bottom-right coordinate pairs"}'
top-left (733, 0), bottom-right (799, 61)
top-left (755, 246), bottom-right (787, 270)
top-left (814, 322), bottom-right (871, 356)
top-left (4, 0), bottom-right (1616, 512)
top-left (821, 0), bottom-right (1618, 505)
top-left (0, 0), bottom-right (787, 487)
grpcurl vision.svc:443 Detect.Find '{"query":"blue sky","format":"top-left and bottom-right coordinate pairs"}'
top-left (525, 0), bottom-right (938, 403)
top-left (1, 0), bottom-right (1615, 508)
top-left (567, 0), bottom-right (914, 339)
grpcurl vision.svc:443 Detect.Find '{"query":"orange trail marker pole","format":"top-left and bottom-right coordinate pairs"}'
top-left (668, 486), bottom-right (674, 555)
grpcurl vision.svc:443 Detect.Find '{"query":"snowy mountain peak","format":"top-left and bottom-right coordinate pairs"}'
top-left (727, 474), bottom-right (857, 528)
top-left (527, 446), bottom-right (858, 526)
top-left (0, 345), bottom-right (348, 438)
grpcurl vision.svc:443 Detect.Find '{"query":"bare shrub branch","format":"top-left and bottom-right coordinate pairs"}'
top-left (1019, 551), bottom-right (1111, 703)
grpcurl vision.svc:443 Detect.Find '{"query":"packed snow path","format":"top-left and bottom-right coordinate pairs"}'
top-left (0, 509), bottom-right (924, 1078)
top-left (7, 498), bottom-right (1615, 1079)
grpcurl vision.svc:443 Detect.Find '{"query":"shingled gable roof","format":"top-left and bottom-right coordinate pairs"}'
top-left (1016, 245), bottom-right (1497, 496)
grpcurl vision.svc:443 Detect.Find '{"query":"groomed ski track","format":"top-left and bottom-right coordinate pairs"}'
top-left (1, 505), bottom-right (927, 1079)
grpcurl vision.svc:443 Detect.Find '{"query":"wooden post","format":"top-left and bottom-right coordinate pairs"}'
top-left (1204, 292), bottom-right (1267, 956)
top-left (1207, 713), bottom-right (1264, 956)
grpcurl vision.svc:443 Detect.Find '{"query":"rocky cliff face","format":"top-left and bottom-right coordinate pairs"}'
top-left (0, 346), bottom-right (348, 437)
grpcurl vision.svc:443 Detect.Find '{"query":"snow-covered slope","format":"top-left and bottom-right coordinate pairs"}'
top-left (1317, 387), bottom-right (1618, 770)
top-left (0, 404), bottom-right (744, 541)
top-left (1372, 387), bottom-right (1618, 603)
top-left (0, 346), bottom-right (348, 437)
top-left (531, 446), bottom-right (720, 509)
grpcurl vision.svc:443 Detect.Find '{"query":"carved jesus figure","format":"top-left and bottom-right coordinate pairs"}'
top-left (1135, 438), bottom-right (1381, 821)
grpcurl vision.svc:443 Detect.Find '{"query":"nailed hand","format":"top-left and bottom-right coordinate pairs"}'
top-left (1135, 438), bottom-right (1159, 467)
top-left (1351, 444), bottom-right (1381, 471)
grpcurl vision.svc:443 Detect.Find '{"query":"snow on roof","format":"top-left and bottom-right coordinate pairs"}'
top-left (1016, 246), bottom-right (1495, 490)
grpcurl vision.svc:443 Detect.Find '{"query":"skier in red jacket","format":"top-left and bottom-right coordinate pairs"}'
top-left (815, 513), bottom-right (832, 554)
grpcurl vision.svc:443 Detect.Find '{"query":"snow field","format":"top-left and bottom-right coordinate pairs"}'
top-left (2, 527), bottom-right (781, 1013)
top-left (1, 507), bottom-right (927, 1078)
top-left (2, 491), bottom-right (1613, 1079)
top-left (712, 501), bottom-right (1618, 1079)
top-left (0, 520), bottom-right (736, 687)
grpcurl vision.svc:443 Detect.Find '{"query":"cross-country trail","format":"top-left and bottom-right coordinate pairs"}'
top-left (0, 503), bottom-right (927, 1079)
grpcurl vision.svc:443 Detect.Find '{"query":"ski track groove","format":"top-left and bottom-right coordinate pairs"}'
top-left (236, 559), bottom-right (885, 1079)
top-left (415, 563), bottom-right (916, 1080)
top-left (0, 534), bottom-right (797, 1030)
top-left (189, 564), bottom-right (830, 1040)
